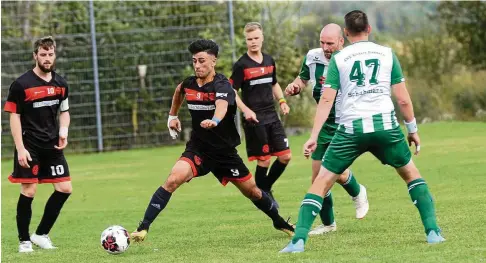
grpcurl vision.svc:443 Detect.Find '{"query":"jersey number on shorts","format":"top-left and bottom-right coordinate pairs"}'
top-left (284, 138), bottom-right (289, 147)
top-left (50, 165), bottom-right (65, 176)
top-left (231, 169), bottom-right (239, 177)
top-left (350, 59), bottom-right (380, 86)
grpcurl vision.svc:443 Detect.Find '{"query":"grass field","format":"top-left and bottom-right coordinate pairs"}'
top-left (2, 122), bottom-right (486, 262)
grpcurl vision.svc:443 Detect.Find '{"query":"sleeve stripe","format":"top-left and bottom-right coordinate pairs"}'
top-left (4, 101), bottom-right (17, 113)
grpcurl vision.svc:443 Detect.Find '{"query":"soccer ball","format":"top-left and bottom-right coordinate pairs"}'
top-left (100, 225), bottom-right (130, 254)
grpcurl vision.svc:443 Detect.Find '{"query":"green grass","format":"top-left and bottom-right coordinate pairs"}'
top-left (2, 122), bottom-right (486, 263)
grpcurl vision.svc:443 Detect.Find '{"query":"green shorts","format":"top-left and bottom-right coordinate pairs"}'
top-left (311, 123), bottom-right (337, 161)
top-left (323, 125), bottom-right (412, 174)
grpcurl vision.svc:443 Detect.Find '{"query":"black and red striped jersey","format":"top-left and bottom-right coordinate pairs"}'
top-left (230, 53), bottom-right (279, 125)
top-left (4, 70), bottom-right (69, 148)
top-left (181, 73), bottom-right (240, 150)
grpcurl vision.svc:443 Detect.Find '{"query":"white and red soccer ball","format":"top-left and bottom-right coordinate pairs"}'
top-left (100, 225), bottom-right (130, 254)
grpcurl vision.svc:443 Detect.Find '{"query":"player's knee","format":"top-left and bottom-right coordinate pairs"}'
top-left (55, 183), bottom-right (73, 194)
top-left (21, 184), bottom-right (37, 198)
top-left (278, 153), bottom-right (292, 164)
top-left (246, 186), bottom-right (262, 200)
top-left (336, 169), bottom-right (350, 184)
top-left (164, 172), bottom-right (186, 192)
top-left (257, 159), bottom-right (271, 167)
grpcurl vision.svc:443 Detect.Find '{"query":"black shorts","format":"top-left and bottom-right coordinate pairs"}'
top-left (180, 141), bottom-right (251, 186)
top-left (243, 120), bottom-right (291, 161)
top-left (8, 143), bottom-right (70, 184)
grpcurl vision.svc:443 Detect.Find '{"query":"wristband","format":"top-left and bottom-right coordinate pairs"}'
top-left (278, 98), bottom-right (287, 105)
top-left (168, 115), bottom-right (178, 122)
top-left (211, 117), bottom-right (221, 125)
top-left (59, 127), bottom-right (68, 138)
top-left (404, 118), bottom-right (418, 133)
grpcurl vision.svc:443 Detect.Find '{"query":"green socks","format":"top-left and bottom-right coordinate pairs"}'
top-left (340, 170), bottom-right (361, 197)
top-left (292, 193), bottom-right (323, 244)
top-left (408, 178), bottom-right (440, 234)
top-left (320, 191), bottom-right (334, 226)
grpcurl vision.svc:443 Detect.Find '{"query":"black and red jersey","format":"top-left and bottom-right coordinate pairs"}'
top-left (230, 53), bottom-right (279, 125)
top-left (181, 73), bottom-right (240, 150)
top-left (4, 70), bottom-right (69, 148)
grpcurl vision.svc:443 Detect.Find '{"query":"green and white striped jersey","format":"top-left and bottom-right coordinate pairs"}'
top-left (299, 48), bottom-right (340, 129)
top-left (298, 48), bottom-right (329, 102)
top-left (325, 41), bottom-right (405, 134)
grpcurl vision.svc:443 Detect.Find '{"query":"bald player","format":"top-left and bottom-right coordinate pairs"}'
top-left (285, 24), bottom-right (369, 235)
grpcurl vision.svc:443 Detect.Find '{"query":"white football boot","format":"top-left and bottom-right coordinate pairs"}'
top-left (31, 234), bottom-right (57, 249)
top-left (19, 241), bottom-right (34, 253)
top-left (309, 222), bottom-right (337, 235)
top-left (352, 184), bottom-right (369, 219)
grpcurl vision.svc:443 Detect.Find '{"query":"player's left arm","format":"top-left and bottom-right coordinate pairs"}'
top-left (201, 100), bottom-right (228, 129)
top-left (272, 83), bottom-right (289, 115)
top-left (390, 52), bottom-right (420, 155)
top-left (201, 80), bottom-right (233, 129)
top-left (271, 60), bottom-right (289, 115)
top-left (56, 85), bottom-right (70, 150)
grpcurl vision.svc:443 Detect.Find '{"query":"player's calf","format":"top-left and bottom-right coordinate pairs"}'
top-left (397, 161), bottom-right (444, 243)
top-left (234, 179), bottom-right (294, 235)
top-left (34, 190), bottom-right (71, 243)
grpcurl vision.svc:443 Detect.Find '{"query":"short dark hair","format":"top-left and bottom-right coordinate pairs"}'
top-left (344, 10), bottom-right (369, 35)
top-left (188, 39), bottom-right (219, 57)
top-left (34, 36), bottom-right (56, 54)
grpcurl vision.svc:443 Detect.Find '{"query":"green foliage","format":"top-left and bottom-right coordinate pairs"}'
top-left (436, 1), bottom-right (486, 70)
top-left (2, 1), bottom-right (485, 155)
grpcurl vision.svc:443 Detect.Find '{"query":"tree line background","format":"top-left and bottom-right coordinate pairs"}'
top-left (1, 1), bottom-right (485, 154)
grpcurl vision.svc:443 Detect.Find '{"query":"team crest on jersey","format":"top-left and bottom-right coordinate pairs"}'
top-left (262, 144), bottom-right (269, 153)
top-left (194, 155), bottom-right (202, 166)
top-left (32, 165), bottom-right (39, 176)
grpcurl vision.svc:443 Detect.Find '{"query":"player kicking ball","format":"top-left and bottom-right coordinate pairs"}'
top-left (131, 39), bottom-right (294, 242)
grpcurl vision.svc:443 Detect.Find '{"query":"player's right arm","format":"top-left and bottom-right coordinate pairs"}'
top-left (230, 62), bottom-right (258, 123)
top-left (285, 76), bottom-right (308, 96)
top-left (234, 92), bottom-right (258, 123)
top-left (167, 83), bottom-right (184, 139)
top-left (285, 55), bottom-right (310, 96)
top-left (390, 52), bottom-right (420, 155)
top-left (4, 81), bottom-right (32, 168)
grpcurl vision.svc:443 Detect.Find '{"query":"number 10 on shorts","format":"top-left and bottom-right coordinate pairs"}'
top-left (50, 165), bottom-right (65, 176)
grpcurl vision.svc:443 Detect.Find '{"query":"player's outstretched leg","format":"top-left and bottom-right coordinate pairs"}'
top-left (131, 160), bottom-right (192, 242)
top-left (17, 184), bottom-right (36, 253)
top-left (336, 169), bottom-right (369, 219)
top-left (232, 177), bottom-right (294, 236)
top-left (396, 161), bottom-right (445, 244)
top-left (280, 166), bottom-right (339, 253)
top-left (32, 182), bottom-right (72, 249)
